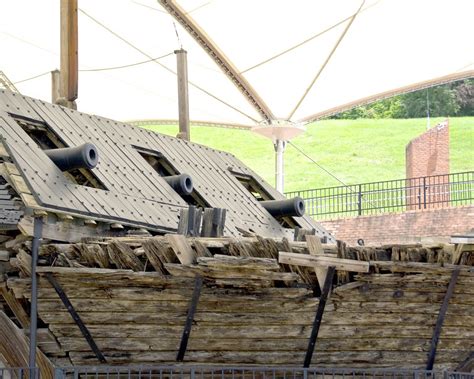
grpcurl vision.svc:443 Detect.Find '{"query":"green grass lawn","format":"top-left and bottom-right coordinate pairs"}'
top-left (142, 117), bottom-right (473, 192)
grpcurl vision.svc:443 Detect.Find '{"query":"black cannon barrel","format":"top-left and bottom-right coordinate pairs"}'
top-left (164, 174), bottom-right (193, 196)
top-left (44, 143), bottom-right (99, 171)
top-left (261, 197), bottom-right (305, 218)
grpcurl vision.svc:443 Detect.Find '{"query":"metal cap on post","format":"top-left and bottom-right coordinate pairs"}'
top-left (252, 120), bottom-right (305, 193)
top-left (175, 49), bottom-right (190, 141)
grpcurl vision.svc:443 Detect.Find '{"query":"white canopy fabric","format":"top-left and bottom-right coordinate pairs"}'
top-left (1, 0), bottom-right (473, 127)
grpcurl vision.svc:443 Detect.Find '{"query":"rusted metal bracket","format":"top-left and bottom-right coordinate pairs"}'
top-left (426, 267), bottom-right (461, 370)
top-left (45, 273), bottom-right (106, 363)
top-left (304, 265), bottom-right (336, 368)
top-left (176, 276), bottom-right (203, 362)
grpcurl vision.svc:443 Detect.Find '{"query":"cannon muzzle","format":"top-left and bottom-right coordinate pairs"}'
top-left (261, 197), bottom-right (305, 218)
top-left (45, 143), bottom-right (99, 171)
top-left (164, 174), bottom-right (193, 196)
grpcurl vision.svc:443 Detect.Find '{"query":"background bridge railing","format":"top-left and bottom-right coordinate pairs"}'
top-left (285, 171), bottom-right (474, 220)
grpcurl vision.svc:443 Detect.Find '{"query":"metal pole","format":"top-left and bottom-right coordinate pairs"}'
top-left (274, 139), bottom-right (286, 193)
top-left (29, 217), bottom-right (43, 376)
top-left (175, 49), bottom-right (190, 141)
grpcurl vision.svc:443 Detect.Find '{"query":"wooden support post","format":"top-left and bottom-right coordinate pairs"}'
top-left (59, 0), bottom-right (78, 109)
top-left (201, 208), bottom-right (226, 237)
top-left (304, 265), bottom-right (335, 368)
top-left (306, 235), bottom-right (327, 290)
top-left (51, 70), bottom-right (60, 104)
top-left (175, 49), bottom-right (190, 141)
top-left (176, 276), bottom-right (202, 361)
top-left (177, 206), bottom-right (203, 237)
top-left (426, 267), bottom-right (460, 370)
top-left (45, 273), bottom-right (106, 363)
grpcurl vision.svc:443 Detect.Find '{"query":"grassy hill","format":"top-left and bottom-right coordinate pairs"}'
top-left (143, 117), bottom-right (473, 193)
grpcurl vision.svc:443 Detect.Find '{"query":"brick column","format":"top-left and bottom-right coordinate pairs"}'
top-left (405, 120), bottom-right (450, 209)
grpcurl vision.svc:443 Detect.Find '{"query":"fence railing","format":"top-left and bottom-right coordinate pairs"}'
top-left (54, 366), bottom-right (474, 379)
top-left (3, 366), bottom-right (474, 379)
top-left (0, 367), bottom-right (39, 379)
top-left (285, 171), bottom-right (474, 220)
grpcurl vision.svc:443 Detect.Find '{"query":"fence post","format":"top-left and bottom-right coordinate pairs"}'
top-left (423, 176), bottom-right (427, 209)
top-left (357, 184), bottom-right (362, 216)
top-left (54, 368), bottom-right (64, 379)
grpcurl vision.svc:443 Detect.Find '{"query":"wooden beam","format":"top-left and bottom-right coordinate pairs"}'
top-left (158, 0), bottom-right (275, 123)
top-left (175, 49), bottom-right (190, 141)
top-left (279, 251), bottom-right (369, 273)
top-left (306, 235), bottom-right (327, 290)
top-left (59, 0), bottom-right (78, 109)
top-left (426, 267), bottom-right (460, 370)
top-left (51, 69), bottom-right (60, 104)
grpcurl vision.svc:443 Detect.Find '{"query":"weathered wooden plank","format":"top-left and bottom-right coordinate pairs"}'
top-left (55, 336), bottom-right (469, 353)
top-left (164, 263), bottom-right (300, 281)
top-left (34, 298), bottom-right (319, 313)
top-left (279, 251), bottom-right (370, 272)
top-left (0, 311), bottom-right (54, 378)
top-left (67, 350), bottom-right (467, 366)
top-left (30, 309), bottom-right (474, 327)
top-left (166, 234), bottom-right (196, 264)
top-left (0, 283), bottom-right (30, 328)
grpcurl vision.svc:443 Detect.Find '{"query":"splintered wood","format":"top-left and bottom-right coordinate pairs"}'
top-left (0, 234), bottom-right (473, 371)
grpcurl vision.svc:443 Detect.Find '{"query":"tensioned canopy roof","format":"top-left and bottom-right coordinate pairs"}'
top-left (1, 0), bottom-right (473, 127)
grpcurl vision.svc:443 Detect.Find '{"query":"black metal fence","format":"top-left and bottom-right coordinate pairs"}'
top-left (286, 171), bottom-right (474, 220)
top-left (54, 367), bottom-right (474, 379)
top-left (2, 366), bottom-right (474, 379)
top-left (0, 367), bottom-right (39, 379)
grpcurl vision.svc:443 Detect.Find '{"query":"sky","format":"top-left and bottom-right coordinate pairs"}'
top-left (1, 0), bottom-right (473, 126)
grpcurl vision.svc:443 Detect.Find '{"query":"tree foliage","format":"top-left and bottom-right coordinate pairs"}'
top-left (332, 79), bottom-right (473, 119)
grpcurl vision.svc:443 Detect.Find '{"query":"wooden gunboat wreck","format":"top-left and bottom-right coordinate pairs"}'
top-left (0, 90), bottom-right (473, 375)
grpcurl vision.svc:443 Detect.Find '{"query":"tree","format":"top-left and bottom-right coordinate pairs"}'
top-left (401, 87), bottom-right (459, 118)
top-left (329, 79), bottom-right (471, 119)
top-left (453, 79), bottom-right (474, 116)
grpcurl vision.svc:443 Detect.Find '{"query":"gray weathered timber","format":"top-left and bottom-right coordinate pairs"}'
top-left (0, 91), bottom-right (333, 240)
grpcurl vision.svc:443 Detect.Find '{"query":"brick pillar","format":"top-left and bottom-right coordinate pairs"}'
top-left (405, 120), bottom-right (450, 210)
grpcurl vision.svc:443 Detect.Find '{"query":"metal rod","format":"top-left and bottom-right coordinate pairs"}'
top-left (426, 267), bottom-right (461, 370)
top-left (274, 139), bottom-right (286, 193)
top-left (45, 273), bottom-right (107, 363)
top-left (175, 49), bottom-right (190, 141)
top-left (304, 265), bottom-right (336, 368)
top-left (28, 216), bottom-right (43, 376)
top-left (177, 276), bottom-right (203, 361)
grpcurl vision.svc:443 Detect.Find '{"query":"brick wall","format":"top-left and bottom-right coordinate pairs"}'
top-left (319, 205), bottom-right (474, 246)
